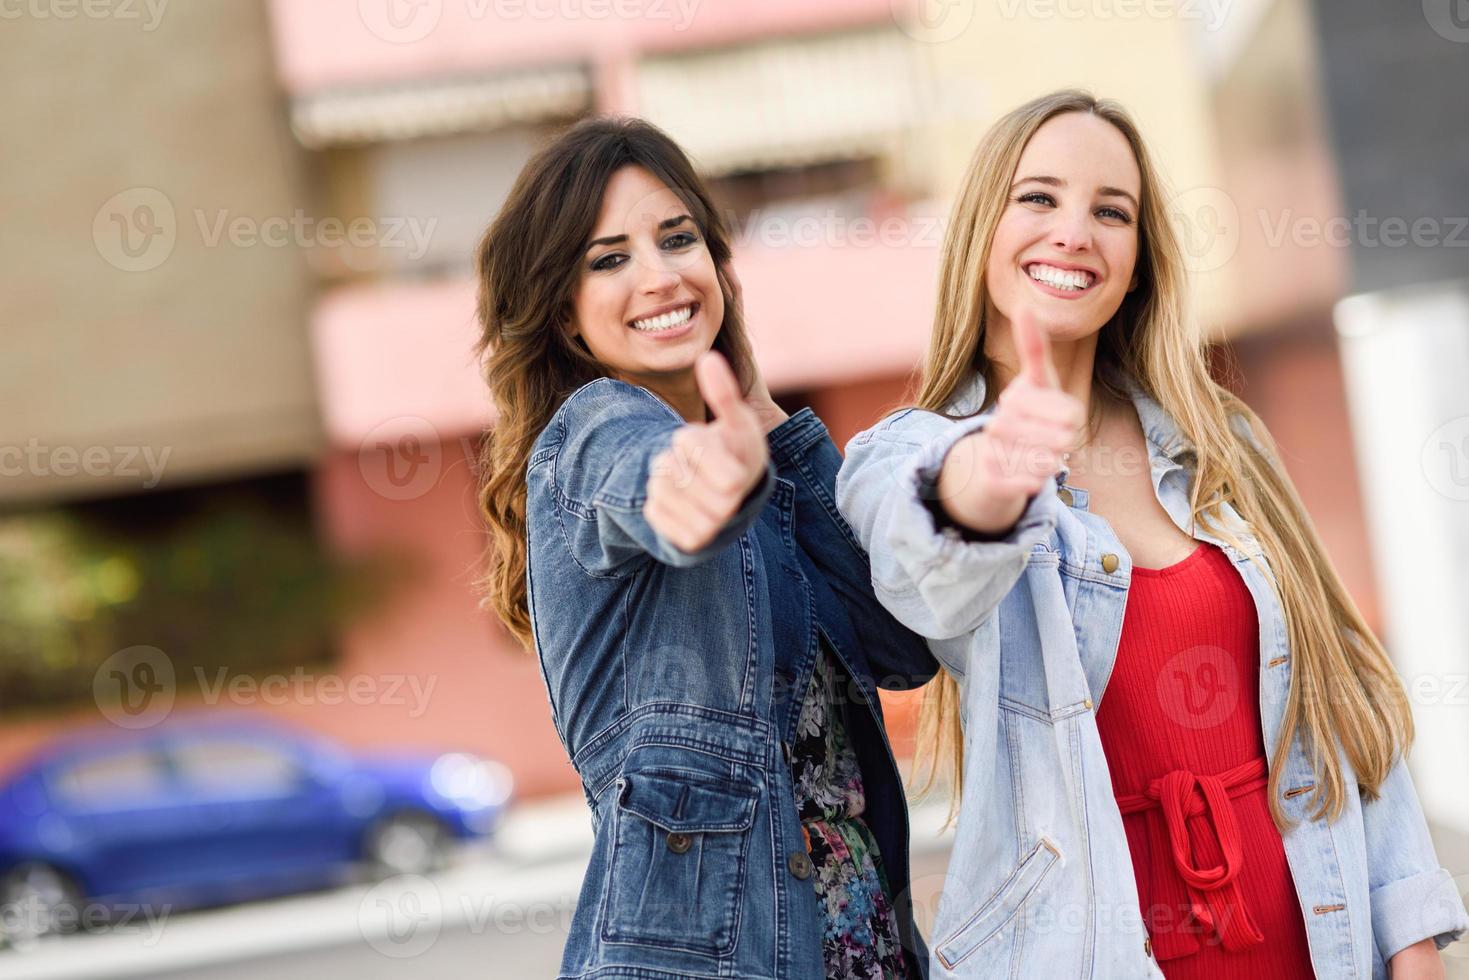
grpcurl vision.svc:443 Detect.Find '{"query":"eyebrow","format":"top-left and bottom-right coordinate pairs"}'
top-left (585, 214), bottom-right (694, 252)
top-left (1011, 175), bottom-right (1139, 212)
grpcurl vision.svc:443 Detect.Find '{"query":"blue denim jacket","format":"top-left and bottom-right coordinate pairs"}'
top-left (525, 378), bottom-right (939, 980)
top-left (836, 367), bottom-right (1469, 979)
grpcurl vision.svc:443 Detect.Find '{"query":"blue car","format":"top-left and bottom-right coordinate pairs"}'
top-left (0, 717), bottom-right (512, 944)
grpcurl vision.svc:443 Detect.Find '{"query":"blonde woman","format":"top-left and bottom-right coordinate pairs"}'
top-left (837, 90), bottom-right (1468, 979)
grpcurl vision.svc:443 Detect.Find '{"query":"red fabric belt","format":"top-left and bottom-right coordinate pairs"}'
top-left (1114, 756), bottom-right (1269, 961)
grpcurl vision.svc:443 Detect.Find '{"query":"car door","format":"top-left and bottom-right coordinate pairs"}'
top-left (162, 735), bottom-right (356, 891)
top-left (46, 744), bottom-right (197, 899)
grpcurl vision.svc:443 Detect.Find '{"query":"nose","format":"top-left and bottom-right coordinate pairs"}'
top-left (634, 248), bottom-right (681, 295)
top-left (1050, 205), bottom-right (1094, 253)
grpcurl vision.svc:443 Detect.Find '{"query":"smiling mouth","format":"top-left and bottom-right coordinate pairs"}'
top-left (629, 303), bottom-right (697, 332)
top-left (1025, 262), bottom-right (1098, 293)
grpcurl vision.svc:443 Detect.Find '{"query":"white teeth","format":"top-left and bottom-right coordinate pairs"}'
top-left (630, 304), bottom-right (694, 332)
top-left (1027, 263), bottom-right (1094, 291)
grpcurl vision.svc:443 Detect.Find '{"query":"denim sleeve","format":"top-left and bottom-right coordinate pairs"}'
top-left (1361, 747), bottom-right (1469, 960)
top-left (550, 378), bottom-right (775, 574)
top-left (767, 408), bottom-right (938, 690)
top-left (835, 407), bottom-right (1056, 641)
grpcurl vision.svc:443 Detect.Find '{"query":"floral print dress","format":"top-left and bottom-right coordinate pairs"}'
top-left (786, 639), bottom-right (910, 980)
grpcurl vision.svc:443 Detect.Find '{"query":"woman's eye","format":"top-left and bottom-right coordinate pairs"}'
top-left (662, 231), bottom-right (697, 249)
top-left (1097, 206), bottom-right (1132, 223)
top-left (589, 252), bottom-right (626, 272)
top-left (1017, 191), bottom-right (1054, 206)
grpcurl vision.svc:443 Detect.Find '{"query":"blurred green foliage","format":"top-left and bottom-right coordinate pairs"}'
top-left (0, 478), bottom-right (421, 713)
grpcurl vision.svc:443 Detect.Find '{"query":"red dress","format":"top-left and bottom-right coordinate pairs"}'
top-left (1094, 542), bottom-right (1317, 979)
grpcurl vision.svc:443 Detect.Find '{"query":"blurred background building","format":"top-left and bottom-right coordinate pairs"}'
top-left (1, 0), bottom-right (1466, 975)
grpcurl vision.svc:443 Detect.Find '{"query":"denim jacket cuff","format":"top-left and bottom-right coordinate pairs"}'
top-left (909, 414), bottom-right (1057, 556)
top-left (766, 407), bottom-right (827, 469)
top-left (1372, 866), bottom-right (1469, 960)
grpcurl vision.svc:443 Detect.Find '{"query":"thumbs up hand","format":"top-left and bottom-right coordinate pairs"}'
top-left (644, 352), bottom-right (770, 553)
top-left (936, 308), bottom-right (1086, 535)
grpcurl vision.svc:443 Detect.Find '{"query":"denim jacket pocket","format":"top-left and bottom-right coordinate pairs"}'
top-left (934, 836), bottom-right (1062, 970)
top-left (600, 769), bottom-right (760, 956)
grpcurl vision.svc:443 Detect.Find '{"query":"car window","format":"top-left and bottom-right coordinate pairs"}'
top-left (51, 749), bottom-right (171, 806)
top-left (169, 739), bottom-right (303, 794)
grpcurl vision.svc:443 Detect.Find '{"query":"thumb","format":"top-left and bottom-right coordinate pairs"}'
top-left (696, 351), bottom-right (750, 424)
top-left (1013, 307), bottom-right (1059, 389)
top-left (695, 351), bottom-right (761, 461)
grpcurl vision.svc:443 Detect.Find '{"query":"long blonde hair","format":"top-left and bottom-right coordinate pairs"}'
top-left (911, 89), bottom-right (1413, 829)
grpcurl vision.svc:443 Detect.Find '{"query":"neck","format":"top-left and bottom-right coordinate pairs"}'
top-left (628, 370), bottom-right (705, 423)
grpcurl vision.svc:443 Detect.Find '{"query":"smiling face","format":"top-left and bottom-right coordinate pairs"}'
top-left (984, 111), bottom-right (1142, 345)
top-left (571, 165), bottom-right (724, 402)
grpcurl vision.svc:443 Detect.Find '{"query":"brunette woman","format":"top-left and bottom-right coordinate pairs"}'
top-left (475, 117), bottom-right (937, 979)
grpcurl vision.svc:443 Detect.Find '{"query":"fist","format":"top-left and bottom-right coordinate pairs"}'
top-left (938, 307), bottom-right (1085, 535)
top-left (644, 352), bottom-right (769, 553)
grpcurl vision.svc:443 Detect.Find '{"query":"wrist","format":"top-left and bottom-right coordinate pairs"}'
top-left (750, 402), bottom-right (789, 434)
top-left (937, 434), bottom-right (1026, 535)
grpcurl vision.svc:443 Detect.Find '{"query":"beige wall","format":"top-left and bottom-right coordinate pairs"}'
top-left (0, 2), bottom-right (321, 505)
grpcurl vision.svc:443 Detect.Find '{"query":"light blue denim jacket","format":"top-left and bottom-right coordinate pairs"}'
top-left (836, 366), bottom-right (1468, 979)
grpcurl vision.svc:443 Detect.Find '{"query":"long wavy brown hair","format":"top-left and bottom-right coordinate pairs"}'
top-left (911, 90), bottom-right (1413, 830)
top-left (472, 117), bottom-right (755, 648)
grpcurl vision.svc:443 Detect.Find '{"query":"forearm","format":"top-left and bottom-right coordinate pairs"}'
top-left (1388, 937), bottom-right (1443, 978)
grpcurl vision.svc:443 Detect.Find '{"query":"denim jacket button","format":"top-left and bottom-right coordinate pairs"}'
top-left (1058, 487), bottom-right (1074, 506)
top-left (1101, 552), bottom-right (1120, 573)
top-left (666, 832), bottom-right (693, 854)
top-left (787, 850), bottom-right (813, 879)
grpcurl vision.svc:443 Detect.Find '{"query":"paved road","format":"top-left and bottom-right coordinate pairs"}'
top-left (5, 798), bottom-right (1467, 979)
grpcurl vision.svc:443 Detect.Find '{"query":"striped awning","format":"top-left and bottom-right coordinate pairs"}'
top-left (290, 65), bottom-right (591, 148)
top-left (635, 28), bottom-right (926, 176)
